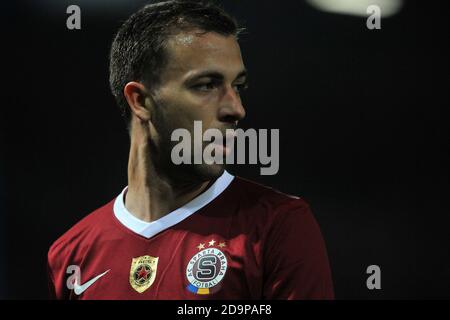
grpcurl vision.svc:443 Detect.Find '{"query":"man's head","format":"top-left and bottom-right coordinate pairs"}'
top-left (109, 0), bottom-right (247, 182)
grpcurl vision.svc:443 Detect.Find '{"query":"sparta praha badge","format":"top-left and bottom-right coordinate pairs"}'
top-left (186, 240), bottom-right (228, 295)
top-left (130, 255), bottom-right (158, 293)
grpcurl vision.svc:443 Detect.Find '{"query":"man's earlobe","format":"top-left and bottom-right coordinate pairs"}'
top-left (124, 81), bottom-right (152, 122)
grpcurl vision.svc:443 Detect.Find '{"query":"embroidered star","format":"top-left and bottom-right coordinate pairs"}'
top-left (208, 239), bottom-right (216, 247)
top-left (197, 243), bottom-right (205, 250)
top-left (137, 266), bottom-right (150, 280)
top-left (218, 242), bottom-right (226, 248)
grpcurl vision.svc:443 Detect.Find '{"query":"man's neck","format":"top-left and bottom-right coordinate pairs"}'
top-left (124, 137), bottom-right (211, 223)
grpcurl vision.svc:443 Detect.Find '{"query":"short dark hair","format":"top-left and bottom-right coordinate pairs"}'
top-left (109, 0), bottom-right (243, 127)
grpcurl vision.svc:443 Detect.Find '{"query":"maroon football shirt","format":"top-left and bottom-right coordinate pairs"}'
top-left (47, 171), bottom-right (334, 299)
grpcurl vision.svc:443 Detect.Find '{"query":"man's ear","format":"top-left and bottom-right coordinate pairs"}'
top-left (123, 81), bottom-right (154, 122)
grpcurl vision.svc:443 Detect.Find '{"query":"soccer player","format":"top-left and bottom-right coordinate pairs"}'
top-left (47, 0), bottom-right (334, 299)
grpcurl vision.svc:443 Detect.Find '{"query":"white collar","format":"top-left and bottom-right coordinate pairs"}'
top-left (113, 170), bottom-right (234, 239)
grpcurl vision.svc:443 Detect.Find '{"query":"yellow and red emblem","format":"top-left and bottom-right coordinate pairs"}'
top-left (129, 255), bottom-right (158, 293)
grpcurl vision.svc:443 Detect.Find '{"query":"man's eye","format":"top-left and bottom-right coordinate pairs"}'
top-left (192, 82), bottom-right (216, 91)
top-left (233, 83), bottom-right (249, 93)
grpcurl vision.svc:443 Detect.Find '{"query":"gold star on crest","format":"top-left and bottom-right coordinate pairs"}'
top-left (197, 243), bottom-right (205, 250)
top-left (218, 242), bottom-right (226, 248)
top-left (208, 239), bottom-right (216, 247)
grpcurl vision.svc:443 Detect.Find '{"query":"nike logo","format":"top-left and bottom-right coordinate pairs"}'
top-left (73, 269), bottom-right (110, 295)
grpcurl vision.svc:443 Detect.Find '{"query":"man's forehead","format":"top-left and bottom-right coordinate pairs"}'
top-left (163, 30), bottom-right (244, 79)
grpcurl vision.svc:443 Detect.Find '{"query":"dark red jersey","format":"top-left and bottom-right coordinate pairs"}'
top-left (47, 171), bottom-right (334, 299)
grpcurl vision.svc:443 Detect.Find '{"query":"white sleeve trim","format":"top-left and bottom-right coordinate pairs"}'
top-left (113, 170), bottom-right (234, 239)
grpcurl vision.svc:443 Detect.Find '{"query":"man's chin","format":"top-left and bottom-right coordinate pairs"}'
top-left (197, 163), bottom-right (226, 180)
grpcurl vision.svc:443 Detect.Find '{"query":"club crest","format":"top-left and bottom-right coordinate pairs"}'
top-left (129, 255), bottom-right (158, 293)
top-left (186, 240), bottom-right (228, 295)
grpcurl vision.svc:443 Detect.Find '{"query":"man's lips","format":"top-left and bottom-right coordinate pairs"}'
top-left (202, 131), bottom-right (236, 157)
top-left (223, 131), bottom-right (237, 145)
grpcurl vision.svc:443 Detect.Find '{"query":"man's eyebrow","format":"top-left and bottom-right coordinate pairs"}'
top-left (185, 69), bottom-right (248, 82)
top-left (235, 69), bottom-right (248, 81)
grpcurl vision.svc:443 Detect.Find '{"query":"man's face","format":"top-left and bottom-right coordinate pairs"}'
top-left (149, 30), bottom-right (247, 183)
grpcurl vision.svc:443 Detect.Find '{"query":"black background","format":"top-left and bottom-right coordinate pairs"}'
top-left (1, 0), bottom-right (448, 299)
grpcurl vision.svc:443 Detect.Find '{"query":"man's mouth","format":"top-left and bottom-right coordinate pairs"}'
top-left (223, 131), bottom-right (237, 146)
top-left (204, 131), bottom-right (236, 158)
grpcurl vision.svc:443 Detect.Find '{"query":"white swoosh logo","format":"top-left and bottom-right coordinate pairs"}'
top-left (74, 269), bottom-right (110, 295)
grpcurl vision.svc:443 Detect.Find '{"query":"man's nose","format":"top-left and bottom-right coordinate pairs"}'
top-left (218, 85), bottom-right (246, 123)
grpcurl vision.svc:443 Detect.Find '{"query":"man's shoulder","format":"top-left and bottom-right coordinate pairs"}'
top-left (227, 176), bottom-right (318, 245)
top-left (48, 198), bottom-right (116, 261)
top-left (233, 176), bottom-right (308, 205)
top-left (232, 176), bottom-right (311, 214)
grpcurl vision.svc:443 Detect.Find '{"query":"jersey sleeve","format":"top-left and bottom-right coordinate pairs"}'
top-left (47, 260), bottom-right (57, 300)
top-left (47, 243), bottom-right (70, 300)
top-left (262, 199), bottom-right (334, 300)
